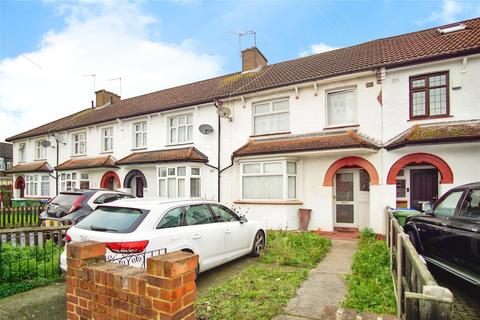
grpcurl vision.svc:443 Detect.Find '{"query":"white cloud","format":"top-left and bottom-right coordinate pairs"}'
top-left (299, 42), bottom-right (338, 57)
top-left (0, 1), bottom-right (224, 141)
top-left (423, 0), bottom-right (464, 24)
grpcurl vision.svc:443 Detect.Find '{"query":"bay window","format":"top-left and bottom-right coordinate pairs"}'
top-left (241, 161), bottom-right (297, 200)
top-left (102, 127), bottom-right (114, 152)
top-left (158, 165), bottom-right (201, 198)
top-left (25, 174), bottom-right (50, 197)
top-left (35, 140), bottom-right (47, 159)
top-left (133, 122), bottom-right (147, 149)
top-left (410, 72), bottom-right (449, 118)
top-left (253, 99), bottom-right (289, 135)
top-left (326, 88), bottom-right (356, 127)
top-left (72, 132), bottom-right (87, 155)
top-left (60, 172), bottom-right (89, 191)
top-left (169, 115), bottom-right (193, 144)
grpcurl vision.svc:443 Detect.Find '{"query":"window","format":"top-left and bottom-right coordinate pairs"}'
top-left (184, 205), bottom-right (214, 225)
top-left (158, 166), bottom-right (201, 199)
top-left (410, 72), bottom-right (449, 118)
top-left (102, 127), bottom-right (114, 152)
top-left (210, 204), bottom-right (239, 222)
top-left (133, 122), bottom-right (147, 149)
top-left (93, 193), bottom-right (132, 205)
top-left (35, 140), bottom-right (47, 159)
top-left (460, 189), bottom-right (480, 218)
top-left (169, 115), bottom-right (193, 144)
top-left (433, 190), bottom-right (464, 217)
top-left (396, 180), bottom-right (406, 198)
top-left (72, 132), bottom-right (87, 155)
top-left (25, 174), bottom-right (49, 196)
top-left (0, 158), bottom-right (4, 171)
top-left (18, 143), bottom-right (26, 162)
top-left (327, 88), bottom-right (356, 126)
top-left (359, 169), bottom-right (370, 192)
top-left (157, 207), bottom-right (183, 229)
top-left (75, 207), bottom-right (144, 233)
top-left (253, 99), bottom-right (289, 135)
top-left (241, 161), bottom-right (297, 200)
top-left (60, 172), bottom-right (89, 191)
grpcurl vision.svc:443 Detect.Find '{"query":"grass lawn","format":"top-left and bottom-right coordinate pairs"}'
top-left (196, 230), bottom-right (331, 320)
top-left (342, 229), bottom-right (396, 315)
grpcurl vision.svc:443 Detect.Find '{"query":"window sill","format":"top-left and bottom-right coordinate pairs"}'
top-left (34, 158), bottom-right (47, 161)
top-left (165, 142), bottom-right (194, 147)
top-left (408, 115), bottom-right (453, 121)
top-left (70, 154), bottom-right (87, 158)
top-left (250, 131), bottom-right (291, 138)
top-left (100, 151), bottom-right (114, 154)
top-left (131, 147), bottom-right (147, 151)
top-left (233, 200), bottom-right (303, 205)
top-left (323, 124), bottom-right (359, 130)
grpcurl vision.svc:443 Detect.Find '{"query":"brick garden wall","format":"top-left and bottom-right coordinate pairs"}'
top-left (66, 241), bottom-right (198, 320)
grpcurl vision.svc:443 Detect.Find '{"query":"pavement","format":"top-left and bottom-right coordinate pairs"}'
top-left (274, 239), bottom-right (358, 320)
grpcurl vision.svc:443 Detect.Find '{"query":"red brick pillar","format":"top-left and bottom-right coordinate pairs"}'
top-left (146, 251), bottom-right (198, 320)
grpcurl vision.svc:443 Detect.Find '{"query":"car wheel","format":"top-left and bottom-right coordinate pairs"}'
top-left (251, 231), bottom-right (265, 257)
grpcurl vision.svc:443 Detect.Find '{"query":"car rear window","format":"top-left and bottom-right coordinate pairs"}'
top-left (47, 193), bottom-right (82, 216)
top-left (76, 206), bottom-right (146, 233)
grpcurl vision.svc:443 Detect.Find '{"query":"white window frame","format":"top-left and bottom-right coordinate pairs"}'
top-left (157, 165), bottom-right (201, 199)
top-left (35, 139), bottom-right (47, 160)
top-left (72, 132), bottom-right (87, 156)
top-left (133, 121), bottom-right (147, 149)
top-left (101, 127), bottom-right (114, 152)
top-left (241, 160), bottom-right (297, 201)
top-left (0, 158), bottom-right (5, 171)
top-left (325, 87), bottom-right (357, 127)
top-left (18, 142), bottom-right (26, 162)
top-left (168, 114), bottom-right (193, 145)
top-left (252, 98), bottom-right (290, 136)
top-left (60, 171), bottom-right (89, 192)
top-left (25, 174), bottom-right (50, 197)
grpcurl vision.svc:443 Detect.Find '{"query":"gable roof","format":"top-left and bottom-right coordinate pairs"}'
top-left (233, 131), bottom-right (379, 157)
top-left (116, 147), bottom-right (208, 165)
top-left (55, 155), bottom-right (117, 171)
top-left (7, 161), bottom-right (53, 174)
top-left (385, 120), bottom-right (480, 150)
top-left (6, 18), bottom-right (480, 142)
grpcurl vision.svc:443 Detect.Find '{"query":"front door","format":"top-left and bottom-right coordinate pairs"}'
top-left (334, 171), bottom-right (356, 227)
top-left (410, 169), bottom-right (438, 211)
top-left (135, 177), bottom-right (144, 198)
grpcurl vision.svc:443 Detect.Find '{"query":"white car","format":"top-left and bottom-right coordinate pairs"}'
top-left (60, 199), bottom-right (266, 274)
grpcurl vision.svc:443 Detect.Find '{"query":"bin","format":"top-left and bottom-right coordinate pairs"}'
top-left (392, 208), bottom-right (420, 226)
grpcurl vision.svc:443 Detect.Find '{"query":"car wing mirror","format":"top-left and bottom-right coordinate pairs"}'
top-left (239, 215), bottom-right (248, 224)
top-left (421, 202), bottom-right (433, 215)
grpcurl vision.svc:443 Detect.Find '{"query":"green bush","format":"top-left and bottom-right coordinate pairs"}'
top-left (259, 230), bottom-right (331, 268)
top-left (343, 228), bottom-right (396, 314)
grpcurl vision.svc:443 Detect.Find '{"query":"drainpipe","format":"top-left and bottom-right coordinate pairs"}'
top-left (56, 138), bottom-right (59, 195)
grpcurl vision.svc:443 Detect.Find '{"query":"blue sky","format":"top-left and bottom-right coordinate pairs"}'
top-left (0, 0), bottom-right (479, 141)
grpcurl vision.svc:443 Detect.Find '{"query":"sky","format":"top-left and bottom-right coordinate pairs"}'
top-left (0, 0), bottom-right (479, 142)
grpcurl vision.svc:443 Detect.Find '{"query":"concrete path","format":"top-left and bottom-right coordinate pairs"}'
top-left (275, 239), bottom-right (358, 320)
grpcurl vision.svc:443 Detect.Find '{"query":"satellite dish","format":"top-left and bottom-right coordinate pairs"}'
top-left (41, 140), bottom-right (51, 148)
top-left (199, 124), bottom-right (214, 135)
top-left (216, 106), bottom-right (232, 119)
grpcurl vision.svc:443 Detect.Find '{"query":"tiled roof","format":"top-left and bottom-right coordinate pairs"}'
top-left (116, 147), bottom-right (208, 165)
top-left (55, 155), bottom-right (117, 171)
top-left (6, 18), bottom-right (480, 142)
top-left (7, 161), bottom-right (53, 174)
top-left (0, 142), bottom-right (13, 159)
top-left (385, 120), bottom-right (480, 150)
top-left (233, 131), bottom-right (379, 157)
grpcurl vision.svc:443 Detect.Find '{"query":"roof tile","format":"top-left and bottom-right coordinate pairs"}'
top-left (7, 161), bottom-right (53, 174)
top-left (116, 147), bottom-right (208, 165)
top-left (55, 155), bottom-right (117, 171)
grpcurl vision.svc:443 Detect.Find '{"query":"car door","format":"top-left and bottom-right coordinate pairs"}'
top-left (152, 206), bottom-right (188, 254)
top-left (209, 204), bottom-right (251, 261)
top-left (183, 204), bottom-right (224, 271)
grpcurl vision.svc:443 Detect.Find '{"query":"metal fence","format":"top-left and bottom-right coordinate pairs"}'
top-left (0, 205), bottom-right (45, 229)
top-left (385, 207), bottom-right (453, 320)
top-left (107, 248), bottom-right (168, 268)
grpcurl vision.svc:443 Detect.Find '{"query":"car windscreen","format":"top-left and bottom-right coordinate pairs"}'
top-left (46, 193), bottom-right (82, 217)
top-left (75, 206), bottom-right (147, 233)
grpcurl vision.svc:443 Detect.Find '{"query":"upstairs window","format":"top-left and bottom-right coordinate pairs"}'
top-left (101, 127), bottom-right (114, 152)
top-left (410, 72), bottom-right (449, 119)
top-left (253, 99), bottom-right (289, 135)
top-left (327, 88), bottom-right (356, 127)
top-left (18, 143), bottom-right (26, 162)
top-left (72, 132), bottom-right (87, 155)
top-left (35, 140), bottom-right (47, 159)
top-left (133, 122), bottom-right (147, 149)
top-left (169, 115), bottom-right (193, 144)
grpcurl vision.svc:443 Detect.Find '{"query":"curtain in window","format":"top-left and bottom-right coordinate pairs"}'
top-left (328, 90), bottom-right (355, 125)
top-left (254, 113), bottom-right (289, 135)
top-left (243, 175), bottom-right (283, 199)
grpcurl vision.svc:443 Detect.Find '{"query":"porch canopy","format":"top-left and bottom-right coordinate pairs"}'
top-left (55, 155), bottom-right (117, 171)
top-left (116, 147), bottom-right (208, 165)
top-left (7, 161), bottom-right (53, 174)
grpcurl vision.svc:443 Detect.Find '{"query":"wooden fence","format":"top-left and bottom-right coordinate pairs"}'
top-left (0, 205), bottom-right (45, 229)
top-left (385, 207), bottom-right (453, 320)
top-left (0, 225), bottom-right (70, 247)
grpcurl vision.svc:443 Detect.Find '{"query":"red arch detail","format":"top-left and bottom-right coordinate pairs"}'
top-left (387, 153), bottom-right (453, 185)
top-left (323, 156), bottom-right (379, 186)
top-left (15, 176), bottom-right (25, 189)
top-left (100, 171), bottom-right (121, 189)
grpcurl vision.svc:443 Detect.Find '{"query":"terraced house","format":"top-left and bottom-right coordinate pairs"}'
top-left (6, 18), bottom-right (480, 234)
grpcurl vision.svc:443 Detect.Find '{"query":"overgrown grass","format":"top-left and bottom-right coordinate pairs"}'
top-left (343, 228), bottom-right (396, 315)
top-left (260, 230), bottom-right (332, 268)
top-left (196, 231), bottom-right (331, 319)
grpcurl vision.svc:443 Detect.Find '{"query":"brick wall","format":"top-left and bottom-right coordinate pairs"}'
top-left (66, 241), bottom-right (198, 320)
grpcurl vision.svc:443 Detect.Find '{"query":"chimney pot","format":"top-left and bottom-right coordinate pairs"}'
top-left (95, 89), bottom-right (120, 108)
top-left (241, 47), bottom-right (267, 72)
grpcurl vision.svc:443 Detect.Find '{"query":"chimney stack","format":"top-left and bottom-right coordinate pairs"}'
top-left (241, 47), bottom-right (267, 72)
top-left (95, 89), bottom-right (120, 108)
